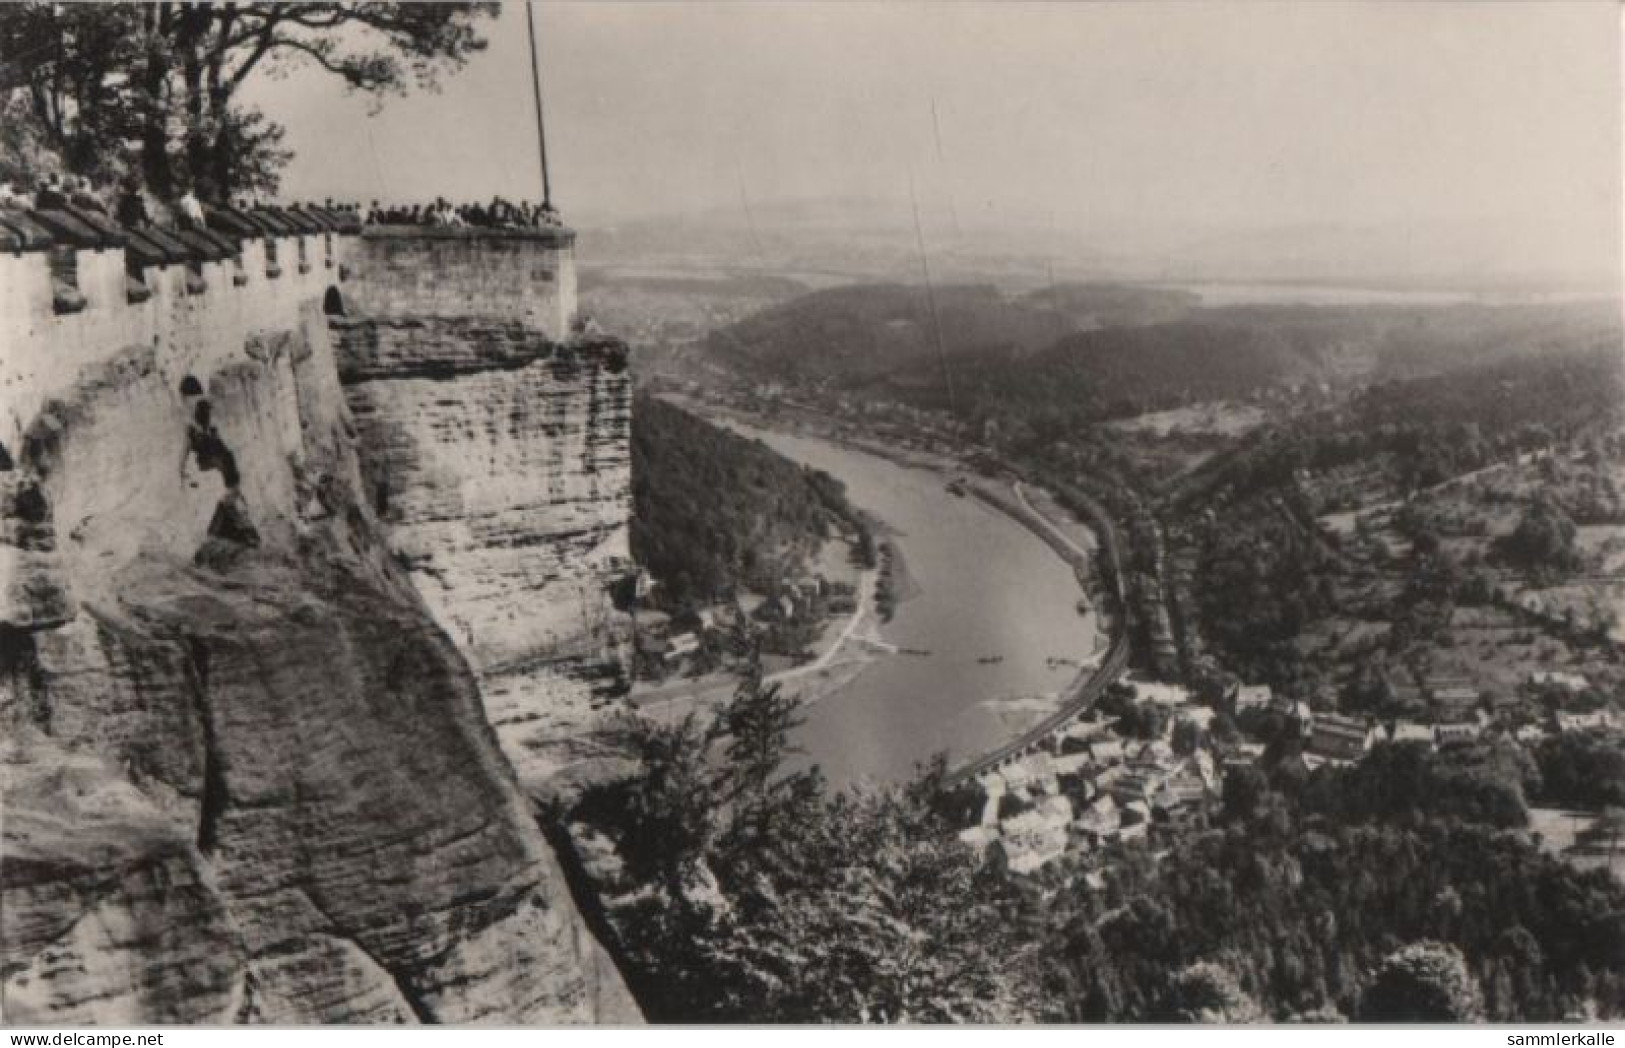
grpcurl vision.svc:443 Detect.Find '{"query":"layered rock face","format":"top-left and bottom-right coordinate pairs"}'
top-left (1, 265), bottom-right (637, 1022)
top-left (334, 308), bottom-right (635, 801)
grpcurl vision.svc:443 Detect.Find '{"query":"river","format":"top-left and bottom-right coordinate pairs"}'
top-left (720, 420), bottom-right (1101, 786)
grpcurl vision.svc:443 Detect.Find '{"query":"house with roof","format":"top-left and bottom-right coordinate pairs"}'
top-left (1130, 678), bottom-right (1191, 707)
top-left (1177, 708), bottom-right (1217, 732)
top-left (1271, 696), bottom-right (1315, 734)
top-left (1433, 720), bottom-right (1482, 745)
top-left (1554, 710), bottom-right (1617, 734)
top-left (1151, 764), bottom-right (1209, 806)
top-left (1531, 670), bottom-right (1590, 693)
top-left (1110, 768), bottom-right (1165, 806)
top-left (1089, 738), bottom-right (1126, 765)
top-left (1514, 724), bottom-right (1547, 745)
top-left (998, 795), bottom-right (1073, 874)
top-left (1035, 794), bottom-right (1073, 822)
top-left (1060, 719), bottom-right (1110, 751)
top-left (999, 753), bottom-right (1056, 793)
top-left (1235, 684), bottom-right (1273, 713)
top-left (1051, 752), bottom-right (1094, 780)
top-left (1308, 714), bottom-right (1374, 762)
top-left (1388, 721), bottom-right (1435, 747)
top-left (1131, 734), bottom-right (1170, 760)
top-left (666, 631), bottom-right (702, 659)
top-left (1431, 686), bottom-right (1481, 723)
top-left (1076, 794), bottom-right (1120, 838)
top-left (1090, 764), bottom-right (1128, 794)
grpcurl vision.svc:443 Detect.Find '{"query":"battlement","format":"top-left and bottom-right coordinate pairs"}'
top-left (0, 206), bottom-right (357, 459)
top-left (0, 204), bottom-right (578, 466)
top-left (0, 203), bottom-right (357, 323)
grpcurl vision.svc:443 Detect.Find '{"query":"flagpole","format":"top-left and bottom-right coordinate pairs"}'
top-left (525, 1), bottom-right (552, 208)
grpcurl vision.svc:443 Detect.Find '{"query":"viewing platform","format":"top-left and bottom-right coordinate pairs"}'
top-left (361, 223), bottom-right (575, 249)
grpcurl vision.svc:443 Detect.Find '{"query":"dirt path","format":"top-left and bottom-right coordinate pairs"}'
top-left (629, 561), bottom-right (881, 715)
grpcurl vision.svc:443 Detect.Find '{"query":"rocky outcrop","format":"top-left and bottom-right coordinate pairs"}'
top-left (334, 317), bottom-right (636, 800)
top-left (0, 302), bottom-right (638, 1023)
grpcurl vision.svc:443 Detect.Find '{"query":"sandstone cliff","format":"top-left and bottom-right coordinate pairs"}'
top-left (334, 316), bottom-right (636, 802)
top-left (1, 285), bottom-right (638, 1022)
top-left (331, 228), bottom-right (637, 806)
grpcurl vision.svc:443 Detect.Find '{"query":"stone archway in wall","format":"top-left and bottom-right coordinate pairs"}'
top-left (323, 286), bottom-right (346, 317)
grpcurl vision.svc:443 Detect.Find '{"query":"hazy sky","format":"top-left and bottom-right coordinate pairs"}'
top-left (250, 1), bottom-right (1621, 278)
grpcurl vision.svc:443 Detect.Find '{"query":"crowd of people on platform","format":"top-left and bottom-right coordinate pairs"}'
top-left (0, 172), bottom-right (566, 234)
top-left (358, 196), bottom-right (563, 229)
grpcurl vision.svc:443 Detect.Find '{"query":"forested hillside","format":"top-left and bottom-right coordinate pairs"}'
top-left (1180, 340), bottom-right (1625, 505)
top-left (707, 287), bottom-right (1620, 435)
top-left (630, 395), bottom-right (857, 608)
top-left (942, 319), bottom-right (1335, 420)
top-left (932, 301), bottom-right (1620, 421)
top-left (704, 282), bottom-right (1195, 387)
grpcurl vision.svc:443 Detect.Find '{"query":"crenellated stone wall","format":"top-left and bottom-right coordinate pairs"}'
top-left (0, 228), bottom-right (344, 469)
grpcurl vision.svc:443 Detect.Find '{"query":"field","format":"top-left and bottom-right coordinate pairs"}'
top-left (1106, 400), bottom-right (1266, 438)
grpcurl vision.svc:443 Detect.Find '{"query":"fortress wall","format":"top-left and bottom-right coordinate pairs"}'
top-left (0, 232), bottom-right (344, 462)
top-left (342, 227), bottom-right (577, 342)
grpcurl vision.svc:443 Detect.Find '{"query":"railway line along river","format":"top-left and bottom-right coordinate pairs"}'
top-left (716, 417), bottom-right (1104, 786)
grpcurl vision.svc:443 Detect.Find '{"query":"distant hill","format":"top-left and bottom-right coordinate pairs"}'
top-left (705, 282), bottom-right (1621, 426)
top-left (983, 300), bottom-right (1623, 414)
top-left (703, 281), bottom-right (1197, 387)
top-left (940, 319), bottom-right (1335, 420)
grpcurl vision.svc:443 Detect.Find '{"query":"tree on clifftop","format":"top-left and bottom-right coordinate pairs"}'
top-left (1155, 962), bottom-right (1263, 1023)
top-left (1360, 941), bottom-right (1485, 1022)
top-left (0, 1), bottom-right (497, 200)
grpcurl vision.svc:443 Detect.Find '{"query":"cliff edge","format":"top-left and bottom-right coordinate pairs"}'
top-left (0, 214), bottom-right (638, 1023)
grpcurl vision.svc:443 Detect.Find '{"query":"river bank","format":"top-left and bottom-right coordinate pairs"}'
top-left (676, 399), bottom-right (1107, 784)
